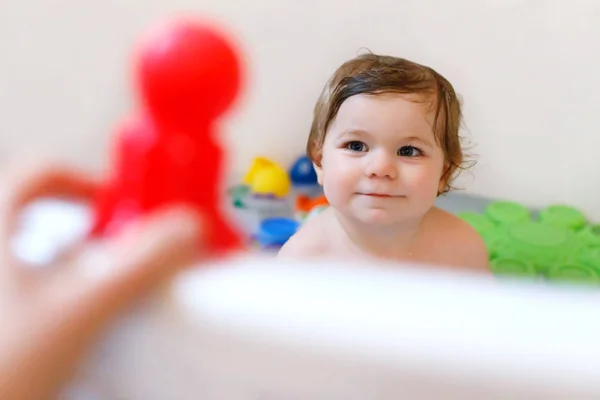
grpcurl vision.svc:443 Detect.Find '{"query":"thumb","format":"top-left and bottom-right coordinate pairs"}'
top-left (8, 207), bottom-right (205, 400)
top-left (56, 206), bottom-right (205, 321)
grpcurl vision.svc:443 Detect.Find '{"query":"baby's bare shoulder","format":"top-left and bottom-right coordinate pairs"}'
top-left (277, 210), bottom-right (332, 259)
top-left (425, 207), bottom-right (490, 272)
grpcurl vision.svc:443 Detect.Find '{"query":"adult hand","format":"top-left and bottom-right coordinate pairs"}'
top-left (0, 162), bottom-right (204, 400)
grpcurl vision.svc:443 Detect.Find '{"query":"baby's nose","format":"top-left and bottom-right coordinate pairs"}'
top-left (365, 153), bottom-right (397, 179)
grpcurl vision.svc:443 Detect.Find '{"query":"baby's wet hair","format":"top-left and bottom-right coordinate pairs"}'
top-left (307, 51), bottom-right (474, 194)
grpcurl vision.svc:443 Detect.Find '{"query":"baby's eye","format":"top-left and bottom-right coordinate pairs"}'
top-left (398, 145), bottom-right (423, 157)
top-left (345, 141), bottom-right (367, 152)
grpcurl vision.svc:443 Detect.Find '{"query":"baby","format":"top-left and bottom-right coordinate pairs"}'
top-left (278, 53), bottom-right (489, 273)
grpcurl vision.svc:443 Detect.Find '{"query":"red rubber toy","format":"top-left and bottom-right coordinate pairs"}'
top-left (92, 17), bottom-right (244, 253)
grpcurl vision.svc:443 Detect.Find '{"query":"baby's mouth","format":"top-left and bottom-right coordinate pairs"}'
top-left (359, 192), bottom-right (401, 198)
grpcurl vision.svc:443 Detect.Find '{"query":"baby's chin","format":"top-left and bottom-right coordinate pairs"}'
top-left (347, 207), bottom-right (411, 227)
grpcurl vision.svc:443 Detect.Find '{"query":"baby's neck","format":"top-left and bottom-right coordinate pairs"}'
top-left (333, 210), bottom-right (425, 260)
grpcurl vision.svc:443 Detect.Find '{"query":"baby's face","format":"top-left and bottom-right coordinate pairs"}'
top-left (315, 93), bottom-right (446, 227)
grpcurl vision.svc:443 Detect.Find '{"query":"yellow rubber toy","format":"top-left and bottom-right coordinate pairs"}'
top-left (243, 157), bottom-right (291, 198)
top-left (243, 157), bottom-right (273, 185)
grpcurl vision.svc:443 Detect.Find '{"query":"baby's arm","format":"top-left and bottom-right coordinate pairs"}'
top-left (432, 209), bottom-right (490, 273)
top-left (447, 218), bottom-right (490, 273)
top-left (277, 232), bottom-right (308, 258)
top-left (457, 227), bottom-right (490, 272)
top-left (277, 216), bottom-right (327, 259)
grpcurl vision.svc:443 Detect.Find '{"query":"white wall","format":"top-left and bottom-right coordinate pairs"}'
top-left (1, 1), bottom-right (600, 218)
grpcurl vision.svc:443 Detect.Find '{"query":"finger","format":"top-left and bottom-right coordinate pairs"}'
top-left (43, 205), bottom-right (204, 326)
top-left (0, 161), bottom-right (99, 277)
top-left (0, 161), bottom-right (99, 223)
top-left (21, 206), bottom-right (204, 399)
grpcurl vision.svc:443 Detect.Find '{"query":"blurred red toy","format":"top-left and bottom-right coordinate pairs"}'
top-left (91, 17), bottom-right (244, 253)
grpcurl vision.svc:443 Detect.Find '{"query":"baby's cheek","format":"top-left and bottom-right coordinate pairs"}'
top-left (322, 174), bottom-right (344, 201)
top-left (404, 166), bottom-right (440, 192)
top-left (322, 173), bottom-right (352, 206)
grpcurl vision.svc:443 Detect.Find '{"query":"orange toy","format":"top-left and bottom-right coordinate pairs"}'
top-left (296, 195), bottom-right (329, 214)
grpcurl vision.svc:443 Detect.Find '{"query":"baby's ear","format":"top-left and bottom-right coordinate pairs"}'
top-left (313, 161), bottom-right (323, 186)
top-left (437, 162), bottom-right (450, 193)
top-left (311, 151), bottom-right (324, 186)
top-left (437, 177), bottom-right (446, 195)
top-left (308, 141), bottom-right (324, 185)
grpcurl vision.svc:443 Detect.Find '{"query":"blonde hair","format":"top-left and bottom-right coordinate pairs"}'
top-left (307, 53), bottom-right (469, 195)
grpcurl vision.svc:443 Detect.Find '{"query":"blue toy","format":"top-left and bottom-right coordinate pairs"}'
top-left (255, 217), bottom-right (300, 249)
top-left (289, 156), bottom-right (318, 186)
